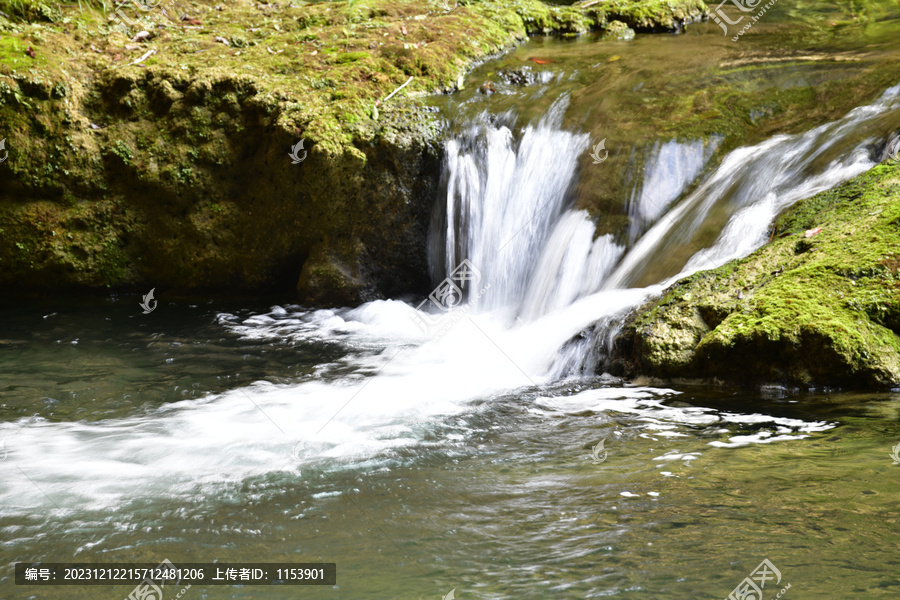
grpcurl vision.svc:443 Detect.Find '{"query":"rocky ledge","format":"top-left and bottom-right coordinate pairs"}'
top-left (0, 0), bottom-right (705, 304)
top-left (607, 152), bottom-right (900, 389)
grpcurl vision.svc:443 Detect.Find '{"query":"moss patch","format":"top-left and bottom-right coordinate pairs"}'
top-left (614, 161), bottom-right (900, 388)
top-left (0, 0), bottom-right (706, 302)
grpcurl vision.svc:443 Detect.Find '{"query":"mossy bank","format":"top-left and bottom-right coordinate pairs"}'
top-left (608, 153), bottom-right (900, 389)
top-left (0, 0), bottom-right (705, 304)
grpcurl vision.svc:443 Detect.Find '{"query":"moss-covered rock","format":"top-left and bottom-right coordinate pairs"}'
top-left (603, 19), bottom-right (635, 40)
top-left (609, 159), bottom-right (900, 388)
top-left (0, 0), bottom-right (706, 304)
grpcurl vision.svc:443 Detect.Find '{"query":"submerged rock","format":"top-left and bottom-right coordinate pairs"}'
top-left (497, 67), bottom-right (537, 87)
top-left (608, 161), bottom-right (900, 388)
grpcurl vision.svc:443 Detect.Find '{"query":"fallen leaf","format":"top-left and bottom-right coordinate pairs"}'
top-left (804, 227), bottom-right (822, 238)
top-left (215, 36), bottom-right (230, 45)
top-left (113, 53), bottom-right (123, 61)
top-left (400, 25), bottom-right (407, 35)
top-left (132, 30), bottom-right (151, 42)
top-left (25, 46), bottom-right (36, 58)
top-left (608, 55), bottom-right (621, 62)
top-left (183, 18), bottom-right (202, 25)
top-left (529, 57), bottom-right (552, 64)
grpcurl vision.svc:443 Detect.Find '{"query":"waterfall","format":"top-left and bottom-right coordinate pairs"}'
top-left (432, 96), bottom-right (591, 314)
top-left (604, 82), bottom-right (900, 291)
top-left (428, 82), bottom-right (900, 375)
top-left (3, 84), bottom-right (899, 519)
top-left (626, 137), bottom-right (721, 245)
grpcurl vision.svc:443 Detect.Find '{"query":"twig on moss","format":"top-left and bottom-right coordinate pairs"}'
top-left (124, 48), bottom-right (156, 66)
top-left (383, 76), bottom-right (414, 103)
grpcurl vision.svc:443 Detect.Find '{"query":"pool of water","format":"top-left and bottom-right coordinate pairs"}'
top-left (2, 299), bottom-right (900, 599)
top-left (4, 1), bottom-right (900, 598)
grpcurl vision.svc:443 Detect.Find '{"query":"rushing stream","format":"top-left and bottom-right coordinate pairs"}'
top-left (3, 3), bottom-right (900, 599)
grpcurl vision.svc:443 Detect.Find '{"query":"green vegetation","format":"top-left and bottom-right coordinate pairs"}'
top-left (616, 161), bottom-right (900, 388)
top-left (0, 0), bottom-right (705, 299)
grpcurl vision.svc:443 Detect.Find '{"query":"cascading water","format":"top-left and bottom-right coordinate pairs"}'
top-left (1, 80), bottom-right (899, 535)
top-left (625, 137), bottom-right (722, 246)
top-left (604, 82), bottom-right (900, 291)
top-left (432, 96), bottom-right (592, 314)
top-left (428, 82), bottom-right (900, 376)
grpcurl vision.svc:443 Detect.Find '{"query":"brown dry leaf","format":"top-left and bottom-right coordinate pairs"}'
top-left (25, 46), bottom-right (36, 58)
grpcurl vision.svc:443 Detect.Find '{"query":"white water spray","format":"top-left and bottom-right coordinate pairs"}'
top-left (1, 84), bottom-right (898, 518)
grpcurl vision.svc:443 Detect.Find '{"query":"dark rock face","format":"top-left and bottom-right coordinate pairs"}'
top-left (0, 67), bottom-right (441, 305)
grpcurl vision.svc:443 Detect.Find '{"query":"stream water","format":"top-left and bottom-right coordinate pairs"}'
top-left (3, 2), bottom-right (900, 599)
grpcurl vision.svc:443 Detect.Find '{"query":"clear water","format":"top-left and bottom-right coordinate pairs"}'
top-left (2, 300), bottom-right (899, 600)
top-left (4, 3), bottom-right (900, 600)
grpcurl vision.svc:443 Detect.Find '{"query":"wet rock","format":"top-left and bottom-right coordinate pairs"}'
top-left (479, 81), bottom-right (497, 95)
top-left (604, 164), bottom-right (900, 389)
top-left (497, 66), bottom-right (538, 86)
top-left (604, 20), bottom-right (635, 40)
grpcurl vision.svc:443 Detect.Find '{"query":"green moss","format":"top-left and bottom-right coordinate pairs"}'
top-left (621, 163), bottom-right (900, 388)
top-left (0, 0), bottom-right (707, 301)
top-left (334, 51), bottom-right (371, 64)
top-left (110, 140), bottom-right (133, 165)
